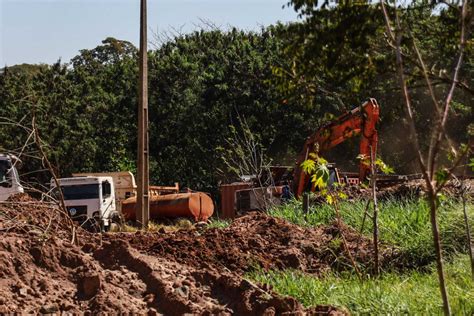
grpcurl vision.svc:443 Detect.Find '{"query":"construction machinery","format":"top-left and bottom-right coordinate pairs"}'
top-left (52, 171), bottom-right (214, 231)
top-left (0, 154), bottom-right (24, 201)
top-left (220, 98), bottom-right (380, 217)
top-left (51, 175), bottom-right (120, 231)
top-left (293, 98), bottom-right (380, 197)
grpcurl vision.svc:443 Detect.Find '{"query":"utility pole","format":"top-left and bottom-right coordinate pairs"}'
top-left (136, 0), bottom-right (149, 228)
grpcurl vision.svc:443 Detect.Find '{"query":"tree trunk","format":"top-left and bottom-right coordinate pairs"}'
top-left (427, 190), bottom-right (451, 315)
top-left (370, 149), bottom-right (379, 276)
top-left (462, 193), bottom-right (474, 280)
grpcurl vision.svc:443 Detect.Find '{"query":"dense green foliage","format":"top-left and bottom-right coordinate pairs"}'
top-left (0, 3), bottom-right (471, 195)
top-left (270, 198), bottom-right (473, 267)
top-left (0, 38), bottom-right (138, 178)
top-left (247, 255), bottom-right (474, 314)
top-left (276, 1), bottom-right (473, 170)
top-left (146, 28), bottom-right (320, 191)
top-left (1, 32), bottom-right (310, 192)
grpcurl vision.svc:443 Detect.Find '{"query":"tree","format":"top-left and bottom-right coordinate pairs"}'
top-left (147, 27), bottom-right (320, 193)
top-left (278, 0), bottom-right (473, 174)
top-left (380, 1), bottom-right (472, 314)
top-left (0, 38), bottom-right (139, 184)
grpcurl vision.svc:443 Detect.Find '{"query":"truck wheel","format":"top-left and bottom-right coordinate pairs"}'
top-left (108, 212), bottom-right (123, 232)
top-left (83, 217), bottom-right (101, 233)
top-left (111, 212), bottom-right (123, 224)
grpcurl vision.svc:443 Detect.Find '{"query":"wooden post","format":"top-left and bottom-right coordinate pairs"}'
top-left (136, 0), bottom-right (149, 228)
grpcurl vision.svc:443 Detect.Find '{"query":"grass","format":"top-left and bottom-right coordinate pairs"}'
top-left (269, 197), bottom-right (473, 267)
top-left (111, 218), bottom-right (229, 232)
top-left (247, 255), bottom-right (474, 315)
top-left (206, 218), bottom-right (231, 229)
top-left (112, 218), bottom-right (194, 233)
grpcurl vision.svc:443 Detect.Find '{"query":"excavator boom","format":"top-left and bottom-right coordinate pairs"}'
top-left (293, 98), bottom-right (380, 197)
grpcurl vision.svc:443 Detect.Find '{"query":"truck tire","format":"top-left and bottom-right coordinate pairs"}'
top-left (83, 217), bottom-right (101, 233)
top-left (108, 212), bottom-right (123, 232)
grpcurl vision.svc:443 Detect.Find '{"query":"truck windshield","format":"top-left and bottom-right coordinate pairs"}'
top-left (0, 160), bottom-right (11, 186)
top-left (60, 184), bottom-right (100, 200)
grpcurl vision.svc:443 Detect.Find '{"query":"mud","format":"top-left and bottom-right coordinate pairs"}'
top-left (1, 194), bottom-right (351, 314)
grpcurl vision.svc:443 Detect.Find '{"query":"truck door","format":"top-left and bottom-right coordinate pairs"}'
top-left (101, 180), bottom-right (115, 220)
top-left (0, 160), bottom-right (23, 201)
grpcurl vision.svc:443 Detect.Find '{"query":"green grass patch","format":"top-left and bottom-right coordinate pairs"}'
top-left (207, 218), bottom-right (231, 229)
top-left (247, 255), bottom-right (474, 315)
top-left (269, 198), bottom-right (473, 267)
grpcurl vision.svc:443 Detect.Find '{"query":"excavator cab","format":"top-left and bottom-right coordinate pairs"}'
top-left (327, 164), bottom-right (341, 187)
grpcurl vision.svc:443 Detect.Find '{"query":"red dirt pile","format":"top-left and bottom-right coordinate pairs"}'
top-left (1, 195), bottom-right (347, 315)
top-left (138, 212), bottom-right (395, 275)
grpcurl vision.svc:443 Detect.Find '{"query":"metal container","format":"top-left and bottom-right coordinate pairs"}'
top-left (121, 192), bottom-right (214, 222)
top-left (219, 182), bottom-right (252, 219)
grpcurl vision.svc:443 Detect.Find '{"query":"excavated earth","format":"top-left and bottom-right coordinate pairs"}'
top-left (0, 193), bottom-right (403, 315)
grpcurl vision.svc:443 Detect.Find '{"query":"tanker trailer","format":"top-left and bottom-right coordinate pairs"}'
top-left (121, 191), bottom-right (214, 222)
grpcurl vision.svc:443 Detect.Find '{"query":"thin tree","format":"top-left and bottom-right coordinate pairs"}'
top-left (381, 1), bottom-right (470, 315)
top-left (370, 146), bottom-right (380, 276)
top-left (456, 151), bottom-right (474, 280)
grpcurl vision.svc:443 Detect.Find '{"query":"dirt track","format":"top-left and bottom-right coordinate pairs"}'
top-left (0, 194), bottom-right (397, 314)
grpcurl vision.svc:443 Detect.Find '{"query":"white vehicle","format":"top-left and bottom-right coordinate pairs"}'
top-left (0, 154), bottom-right (24, 201)
top-left (52, 175), bottom-right (120, 231)
top-left (72, 171), bottom-right (138, 214)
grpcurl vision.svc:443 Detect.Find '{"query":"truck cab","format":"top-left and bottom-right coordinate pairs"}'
top-left (0, 154), bottom-right (24, 201)
top-left (52, 176), bottom-right (118, 231)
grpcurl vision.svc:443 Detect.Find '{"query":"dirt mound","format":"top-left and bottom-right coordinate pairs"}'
top-left (0, 234), bottom-right (150, 313)
top-left (0, 195), bottom-right (149, 313)
top-left (1, 193), bottom-right (78, 240)
top-left (339, 178), bottom-right (474, 201)
top-left (94, 239), bottom-right (333, 315)
top-left (375, 178), bottom-right (474, 200)
top-left (144, 212), bottom-right (395, 275)
top-left (1, 195), bottom-right (347, 314)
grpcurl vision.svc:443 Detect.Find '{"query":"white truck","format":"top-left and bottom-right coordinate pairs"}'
top-left (0, 154), bottom-right (24, 201)
top-left (52, 174), bottom-right (122, 231)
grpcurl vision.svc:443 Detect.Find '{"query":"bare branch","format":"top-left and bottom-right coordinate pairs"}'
top-left (381, 1), bottom-right (430, 183)
top-left (428, 0), bottom-right (469, 180)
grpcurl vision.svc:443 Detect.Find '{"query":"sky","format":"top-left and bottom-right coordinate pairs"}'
top-left (0, 0), bottom-right (299, 66)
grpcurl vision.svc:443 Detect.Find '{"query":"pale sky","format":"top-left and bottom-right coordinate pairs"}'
top-left (0, 0), bottom-right (299, 66)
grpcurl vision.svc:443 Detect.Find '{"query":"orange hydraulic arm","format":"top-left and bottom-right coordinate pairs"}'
top-left (293, 98), bottom-right (380, 197)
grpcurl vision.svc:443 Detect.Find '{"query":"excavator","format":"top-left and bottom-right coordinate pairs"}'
top-left (293, 98), bottom-right (380, 197)
top-left (222, 98), bottom-right (380, 216)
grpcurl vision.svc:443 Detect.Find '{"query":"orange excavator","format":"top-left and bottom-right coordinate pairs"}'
top-left (220, 98), bottom-right (380, 218)
top-left (293, 98), bottom-right (380, 197)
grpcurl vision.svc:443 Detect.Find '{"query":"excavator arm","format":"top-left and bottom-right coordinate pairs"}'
top-left (293, 98), bottom-right (380, 197)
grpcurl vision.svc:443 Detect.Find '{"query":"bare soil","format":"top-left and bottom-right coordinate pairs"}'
top-left (0, 193), bottom-right (401, 314)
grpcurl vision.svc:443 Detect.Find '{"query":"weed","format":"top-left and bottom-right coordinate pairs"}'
top-left (175, 218), bottom-right (193, 230)
top-left (207, 218), bottom-right (231, 229)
